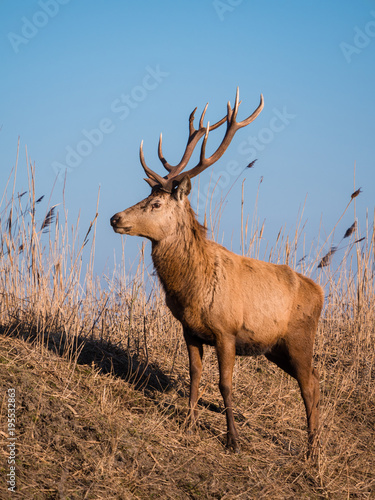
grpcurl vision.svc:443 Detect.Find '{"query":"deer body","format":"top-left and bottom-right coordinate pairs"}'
top-left (152, 204), bottom-right (317, 351)
top-left (111, 90), bottom-right (324, 454)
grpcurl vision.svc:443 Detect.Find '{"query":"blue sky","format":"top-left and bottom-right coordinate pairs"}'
top-left (1, 0), bottom-right (374, 280)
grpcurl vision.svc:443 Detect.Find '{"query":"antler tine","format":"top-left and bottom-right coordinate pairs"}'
top-left (199, 103), bottom-right (209, 129)
top-left (227, 100), bottom-right (233, 123)
top-left (226, 88), bottom-right (239, 123)
top-left (158, 134), bottom-right (173, 173)
top-left (140, 140), bottom-right (168, 189)
top-left (189, 108), bottom-right (197, 135)
top-left (232, 86), bottom-right (240, 121)
top-left (237, 93), bottom-right (264, 128)
top-left (200, 122), bottom-right (210, 165)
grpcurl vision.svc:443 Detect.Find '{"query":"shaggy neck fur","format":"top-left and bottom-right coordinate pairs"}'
top-left (151, 203), bottom-right (214, 305)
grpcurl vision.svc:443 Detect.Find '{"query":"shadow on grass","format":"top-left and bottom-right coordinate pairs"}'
top-left (0, 321), bottom-right (173, 397)
top-left (0, 322), bottom-right (304, 456)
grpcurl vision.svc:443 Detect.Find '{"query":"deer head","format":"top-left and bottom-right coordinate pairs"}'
top-left (110, 88), bottom-right (264, 242)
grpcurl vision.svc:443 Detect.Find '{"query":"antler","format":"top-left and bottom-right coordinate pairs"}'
top-left (140, 88), bottom-right (264, 192)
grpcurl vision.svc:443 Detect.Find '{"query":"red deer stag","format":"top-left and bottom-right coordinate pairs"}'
top-left (110, 89), bottom-right (324, 455)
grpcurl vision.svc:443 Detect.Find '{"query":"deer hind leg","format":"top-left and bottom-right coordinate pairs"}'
top-left (299, 365), bottom-right (320, 457)
top-left (215, 337), bottom-right (239, 452)
top-left (183, 328), bottom-right (204, 429)
top-left (265, 334), bottom-right (320, 456)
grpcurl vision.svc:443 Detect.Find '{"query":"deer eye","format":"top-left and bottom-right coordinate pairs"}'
top-left (151, 202), bottom-right (161, 210)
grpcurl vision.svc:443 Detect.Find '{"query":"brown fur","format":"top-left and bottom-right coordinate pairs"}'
top-left (111, 177), bottom-right (324, 455)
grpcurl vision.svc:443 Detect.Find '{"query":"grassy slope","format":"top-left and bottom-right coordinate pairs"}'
top-left (1, 308), bottom-right (374, 499)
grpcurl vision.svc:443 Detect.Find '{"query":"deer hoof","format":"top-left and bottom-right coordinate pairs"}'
top-left (226, 436), bottom-right (240, 453)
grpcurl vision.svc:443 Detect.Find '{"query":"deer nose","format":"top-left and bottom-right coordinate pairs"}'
top-left (110, 214), bottom-right (121, 227)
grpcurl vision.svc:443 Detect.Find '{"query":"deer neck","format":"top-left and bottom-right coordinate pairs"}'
top-left (151, 209), bottom-right (213, 300)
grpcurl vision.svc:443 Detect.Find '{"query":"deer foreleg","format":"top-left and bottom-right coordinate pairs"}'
top-left (216, 337), bottom-right (239, 452)
top-left (183, 329), bottom-right (204, 428)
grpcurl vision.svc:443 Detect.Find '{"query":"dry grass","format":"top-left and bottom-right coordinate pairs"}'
top-left (1, 149), bottom-right (374, 498)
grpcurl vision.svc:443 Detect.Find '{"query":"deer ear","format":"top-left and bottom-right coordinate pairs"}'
top-left (174, 175), bottom-right (191, 200)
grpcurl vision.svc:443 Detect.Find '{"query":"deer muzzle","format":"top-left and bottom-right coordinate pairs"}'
top-left (110, 213), bottom-right (132, 234)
